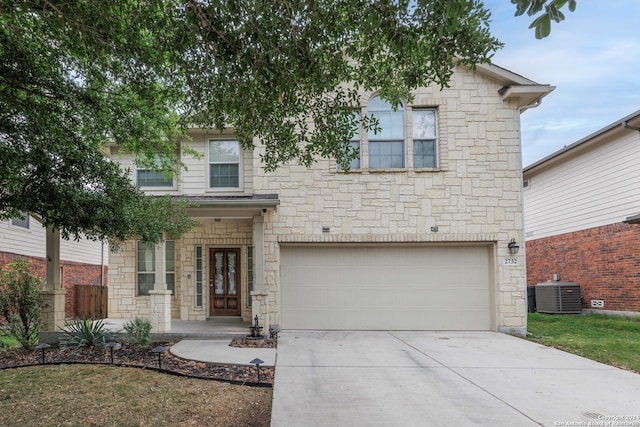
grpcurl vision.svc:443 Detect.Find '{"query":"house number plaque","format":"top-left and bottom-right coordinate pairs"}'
top-left (503, 257), bottom-right (519, 265)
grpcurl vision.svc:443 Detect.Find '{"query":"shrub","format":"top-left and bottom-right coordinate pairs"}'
top-left (0, 260), bottom-right (43, 350)
top-left (60, 318), bottom-right (114, 348)
top-left (0, 333), bottom-right (19, 349)
top-left (123, 317), bottom-right (152, 348)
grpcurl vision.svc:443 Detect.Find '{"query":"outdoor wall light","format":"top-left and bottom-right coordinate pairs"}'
top-left (508, 238), bottom-right (520, 255)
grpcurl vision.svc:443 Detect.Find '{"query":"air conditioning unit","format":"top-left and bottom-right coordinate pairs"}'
top-left (535, 282), bottom-right (582, 314)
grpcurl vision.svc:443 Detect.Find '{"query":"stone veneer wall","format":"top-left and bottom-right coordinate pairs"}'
top-left (108, 219), bottom-right (253, 321)
top-left (177, 219), bottom-right (253, 321)
top-left (253, 66), bottom-right (528, 333)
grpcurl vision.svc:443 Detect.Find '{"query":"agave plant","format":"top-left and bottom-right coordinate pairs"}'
top-left (60, 318), bottom-right (114, 348)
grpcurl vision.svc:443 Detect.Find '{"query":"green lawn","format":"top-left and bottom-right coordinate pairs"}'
top-left (526, 313), bottom-right (640, 373)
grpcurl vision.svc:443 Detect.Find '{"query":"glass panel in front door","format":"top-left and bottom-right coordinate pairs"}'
top-left (228, 252), bottom-right (237, 295)
top-left (210, 248), bottom-right (241, 316)
top-left (214, 252), bottom-right (224, 295)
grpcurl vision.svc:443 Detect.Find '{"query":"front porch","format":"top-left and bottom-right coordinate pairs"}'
top-left (40, 316), bottom-right (255, 344)
top-left (104, 316), bottom-right (251, 337)
top-left (107, 194), bottom-right (279, 333)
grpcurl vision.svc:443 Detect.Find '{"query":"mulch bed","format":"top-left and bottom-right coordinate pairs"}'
top-left (0, 339), bottom-right (277, 386)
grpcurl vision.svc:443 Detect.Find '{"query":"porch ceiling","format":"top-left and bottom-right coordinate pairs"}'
top-left (176, 194), bottom-right (280, 219)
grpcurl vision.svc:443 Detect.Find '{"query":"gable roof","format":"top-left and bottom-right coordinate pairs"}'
top-left (470, 62), bottom-right (555, 111)
top-left (524, 109), bottom-right (640, 175)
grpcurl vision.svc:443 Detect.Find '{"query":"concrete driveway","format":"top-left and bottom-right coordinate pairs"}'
top-left (271, 331), bottom-right (640, 426)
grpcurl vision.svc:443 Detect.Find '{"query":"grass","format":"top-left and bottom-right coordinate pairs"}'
top-left (527, 312), bottom-right (640, 373)
top-left (0, 365), bottom-right (271, 426)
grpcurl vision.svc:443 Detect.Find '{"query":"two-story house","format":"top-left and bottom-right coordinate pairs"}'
top-left (524, 110), bottom-right (640, 314)
top-left (107, 62), bottom-right (553, 335)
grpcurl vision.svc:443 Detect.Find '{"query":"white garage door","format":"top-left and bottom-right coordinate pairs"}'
top-left (280, 245), bottom-right (492, 330)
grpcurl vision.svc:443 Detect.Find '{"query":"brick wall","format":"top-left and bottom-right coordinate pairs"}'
top-left (0, 252), bottom-right (108, 318)
top-left (526, 222), bottom-right (640, 312)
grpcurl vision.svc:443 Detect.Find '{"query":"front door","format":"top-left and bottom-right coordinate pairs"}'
top-left (209, 248), bottom-right (241, 316)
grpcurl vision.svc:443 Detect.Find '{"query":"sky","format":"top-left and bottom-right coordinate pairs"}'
top-left (482, 1), bottom-right (640, 166)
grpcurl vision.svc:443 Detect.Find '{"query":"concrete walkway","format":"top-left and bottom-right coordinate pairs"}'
top-left (271, 331), bottom-right (640, 426)
top-left (170, 340), bottom-right (276, 366)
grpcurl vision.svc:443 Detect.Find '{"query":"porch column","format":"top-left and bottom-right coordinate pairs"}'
top-left (149, 240), bottom-right (171, 332)
top-left (252, 216), bottom-right (265, 292)
top-left (251, 215), bottom-right (270, 328)
top-left (41, 226), bottom-right (66, 331)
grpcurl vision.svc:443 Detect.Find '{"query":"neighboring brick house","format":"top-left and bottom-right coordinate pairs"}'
top-left (0, 215), bottom-right (108, 318)
top-left (108, 63), bottom-right (553, 335)
top-left (523, 110), bottom-right (640, 314)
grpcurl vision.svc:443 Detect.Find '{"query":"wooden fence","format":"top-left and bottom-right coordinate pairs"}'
top-left (74, 285), bottom-right (108, 319)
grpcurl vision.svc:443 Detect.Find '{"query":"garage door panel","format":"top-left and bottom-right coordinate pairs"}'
top-left (282, 286), bottom-right (331, 307)
top-left (281, 245), bottom-right (491, 330)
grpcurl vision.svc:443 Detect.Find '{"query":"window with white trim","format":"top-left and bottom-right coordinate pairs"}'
top-left (165, 240), bottom-right (175, 295)
top-left (136, 241), bottom-right (175, 296)
top-left (11, 213), bottom-right (30, 229)
top-left (368, 96), bottom-right (405, 169)
top-left (137, 241), bottom-right (155, 296)
top-left (195, 245), bottom-right (203, 307)
top-left (338, 111), bottom-right (361, 171)
top-left (209, 140), bottom-right (241, 188)
top-left (136, 156), bottom-right (173, 187)
top-left (413, 109), bottom-right (438, 168)
top-left (337, 96), bottom-right (439, 172)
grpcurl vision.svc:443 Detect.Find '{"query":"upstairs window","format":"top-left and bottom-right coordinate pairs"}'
top-left (338, 111), bottom-right (361, 171)
top-left (11, 213), bottom-right (30, 229)
top-left (413, 109), bottom-right (438, 168)
top-left (136, 156), bottom-right (173, 188)
top-left (209, 140), bottom-right (241, 188)
top-left (368, 96), bottom-right (405, 169)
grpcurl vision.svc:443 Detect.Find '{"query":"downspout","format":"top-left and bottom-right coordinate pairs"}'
top-left (516, 98), bottom-right (543, 327)
top-left (100, 240), bottom-right (105, 318)
top-left (101, 240), bottom-right (105, 287)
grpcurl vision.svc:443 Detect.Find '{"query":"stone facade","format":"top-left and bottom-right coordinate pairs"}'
top-left (107, 64), bottom-right (553, 335)
top-left (253, 70), bottom-right (528, 332)
top-left (109, 219), bottom-right (255, 323)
